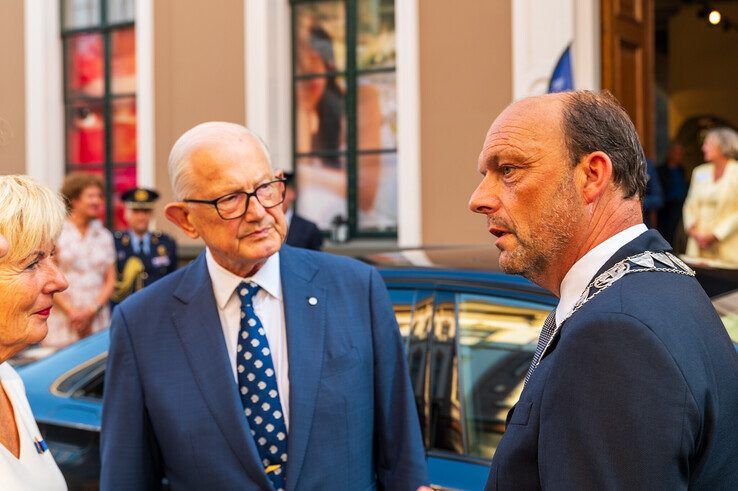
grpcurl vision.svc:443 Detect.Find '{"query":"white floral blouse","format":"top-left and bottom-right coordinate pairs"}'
top-left (44, 219), bottom-right (115, 348)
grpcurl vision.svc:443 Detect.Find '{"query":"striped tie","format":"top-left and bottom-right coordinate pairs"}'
top-left (524, 309), bottom-right (557, 387)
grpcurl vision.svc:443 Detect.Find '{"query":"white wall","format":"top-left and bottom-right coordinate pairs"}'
top-left (512, 0), bottom-right (600, 100)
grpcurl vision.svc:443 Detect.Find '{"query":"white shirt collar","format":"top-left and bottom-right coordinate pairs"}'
top-left (556, 224), bottom-right (648, 326)
top-left (205, 248), bottom-right (283, 310)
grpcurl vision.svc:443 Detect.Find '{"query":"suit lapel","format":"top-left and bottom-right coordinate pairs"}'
top-left (279, 246), bottom-right (326, 491)
top-left (590, 229), bottom-right (672, 279)
top-left (544, 229), bottom-right (673, 357)
top-left (171, 253), bottom-right (273, 490)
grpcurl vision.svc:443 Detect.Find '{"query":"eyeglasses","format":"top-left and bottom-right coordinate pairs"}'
top-left (183, 179), bottom-right (286, 220)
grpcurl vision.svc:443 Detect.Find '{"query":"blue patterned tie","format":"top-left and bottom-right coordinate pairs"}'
top-left (524, 309), bottom-right (557, 388)
top-left (236, 282), bottom-right (288, 490)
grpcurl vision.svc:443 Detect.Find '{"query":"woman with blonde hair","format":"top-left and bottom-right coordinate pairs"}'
top-left (683, 127), bottom-right (738, 264)
top-left (44, 173), bottom-right (115, 348)
top-left (0, 175), bottom-right (68, 489)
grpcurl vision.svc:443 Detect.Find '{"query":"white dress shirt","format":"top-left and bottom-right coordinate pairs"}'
top-left (556, 224), bottom-right (648, 327)
top-left (205, 249), bottom-right (290, 430)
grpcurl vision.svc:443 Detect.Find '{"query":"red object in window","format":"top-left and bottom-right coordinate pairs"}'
top-left (67, 33), bottom-right (104, 98)
top-left (66, 103), bottom-right (105, 165)
top-left (113, 98), bottom-right (137, 162)
top-left (113, 166), bottom-right (137, 229)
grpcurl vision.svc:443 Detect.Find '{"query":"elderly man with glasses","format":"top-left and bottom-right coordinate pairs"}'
top-left (100, 122), bottom-right (428, 491)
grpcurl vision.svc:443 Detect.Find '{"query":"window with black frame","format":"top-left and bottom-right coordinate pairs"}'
top-left (292, 0), bottom-right (398, 240)
top-left (62, 0), bottom-right (136, 229)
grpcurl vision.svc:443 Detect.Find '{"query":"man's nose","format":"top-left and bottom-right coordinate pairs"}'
top-left (245, 195), bottom-right (268, 221)
top-left (469, 178), bottom-right (501, 215)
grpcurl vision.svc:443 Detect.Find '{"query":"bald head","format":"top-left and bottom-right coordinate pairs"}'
top-left (168, 122), bottom-right (273, 200)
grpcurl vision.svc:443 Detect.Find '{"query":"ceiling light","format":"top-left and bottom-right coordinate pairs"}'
top-left (709, 9), bottom-right (722, 25)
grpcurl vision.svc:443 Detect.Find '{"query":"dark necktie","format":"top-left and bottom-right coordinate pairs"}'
top-left (236, 282), bottom-right (288, 490)
top-left (524, 309), bottom-right (557, 387)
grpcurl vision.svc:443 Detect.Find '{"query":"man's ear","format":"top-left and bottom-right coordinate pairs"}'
top-left (164, 203), bottom-right (200, 239)
top-left (577, 151), bottom-right (613, 204)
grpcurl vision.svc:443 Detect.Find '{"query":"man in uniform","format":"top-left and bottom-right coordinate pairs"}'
top-left (282, 172), bottom-right (324, 250)
top-left (113, 187), bottom-right (177, 303)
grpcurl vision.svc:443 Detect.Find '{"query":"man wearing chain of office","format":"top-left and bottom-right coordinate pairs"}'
top-left (469, 90), bottom-right (738, 489)
top-left (113, 187), bottom-right (177, 304)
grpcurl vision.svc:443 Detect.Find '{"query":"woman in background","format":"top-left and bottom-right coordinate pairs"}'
top-left (44, 173), bottom-right (115, 348)
top-left (0, 175), bottom-right (68, 489)
top-left (683, 127), bottom-right (738, 265)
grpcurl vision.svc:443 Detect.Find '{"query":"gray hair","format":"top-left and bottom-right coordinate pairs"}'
top-left (705, 127), bottom-right (738, 160)
top-left (560, 90), bottom-right (648, 199)
top-left (168, 122), bottom-right (273, 200)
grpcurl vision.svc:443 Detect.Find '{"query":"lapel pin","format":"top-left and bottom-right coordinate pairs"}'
top-left (308, 297), bottom-right (318, 306)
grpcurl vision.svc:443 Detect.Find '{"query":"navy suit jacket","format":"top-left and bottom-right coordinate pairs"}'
top-left (486, 230), bottom-right (738, 490)
top-left (285, 214), bottom-right (324, 251)
top-left (101, 245), bottom-right (427, 490)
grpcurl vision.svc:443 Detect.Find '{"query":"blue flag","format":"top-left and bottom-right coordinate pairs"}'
top-left (548, 45), bottom-right (574, 93)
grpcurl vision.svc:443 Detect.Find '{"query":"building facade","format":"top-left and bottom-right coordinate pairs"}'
top-left (2, 0), bottom-right (735, 251)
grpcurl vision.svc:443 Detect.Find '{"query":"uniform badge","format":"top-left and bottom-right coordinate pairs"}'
top-left (157, 244), bottom-right (168, 256)
top-left (121, 234), bottom-right (130, 246)
top-left (134, 188), bottom-right (148, 202)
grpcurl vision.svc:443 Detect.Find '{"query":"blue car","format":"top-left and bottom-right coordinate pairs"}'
top-left (12, 247), bottom-right (577, 488)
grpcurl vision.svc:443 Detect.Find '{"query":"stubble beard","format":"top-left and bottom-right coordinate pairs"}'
top-left (499, 177), bottom-right (580, 284)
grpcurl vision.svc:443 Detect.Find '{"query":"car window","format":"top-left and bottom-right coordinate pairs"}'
top-left (388, 289), bottom-right (417, 348)
top-left (54, 356), bottom-right (106, 400)
top-left (428, 291), bottom-right (463, 455)
top-left (389, 288), bottom-right (434, 446)
top-left (456, 293), bottom-right (549, 460)
top-left (73, 370), bottom-right (105, 400)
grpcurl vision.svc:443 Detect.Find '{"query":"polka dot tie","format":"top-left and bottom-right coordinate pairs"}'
top-left (237, 282), bottom-right (288, 490)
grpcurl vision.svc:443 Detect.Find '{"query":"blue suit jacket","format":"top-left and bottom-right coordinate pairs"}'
top-left (285, 214), bottom-right (324, 251)
top-left (486, 230), bottom-right (738, 489)
top-left (101, 245), bottom-right (427, 490)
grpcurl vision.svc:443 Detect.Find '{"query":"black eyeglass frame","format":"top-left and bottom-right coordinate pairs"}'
top-left (182, 178), bottom-right (287, 220)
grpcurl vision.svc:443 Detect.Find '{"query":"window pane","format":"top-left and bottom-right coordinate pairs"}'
top-left (358, 0), bottom-right (396, 70)
top-left (112, 97), bottom-right (137, 162)
top-left (429, 293), bottom-right (462, 454)
top-left (111, 27), bottom-right (136, 94)
top-left (66, 33), bottom-right (105, 98)
top-left (107, 0), bottom-right (135, 23)
top-left (295, 76), bottom-right (346, 154)
top-left (294, 1), bottom-right (346, 75)
top-left (357, 152), bottom-right (396, 232)
top-left (457, 294), bottom-right (550, 460)
top-left (66, 101), bottom-right (105, 165)
top-left (63, 0), bottom-right (101, 29)
top-left (357, 72), bottom-right (396, 151)
top-left (409, 291), bottom-right (434, 443)
top-left (113, 165), bottom-right (137, 229)
top-left (389, 289), bottom-right (417, 345)
top-left (295, 155), bottom-right (347, 231)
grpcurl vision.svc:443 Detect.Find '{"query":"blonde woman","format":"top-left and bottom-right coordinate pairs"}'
top-left (44, 173), bottom-right (115, 348)
top-left (683, 127), bottom-right (738, 264)
top-left (0, 175), bottom-right (68, 489)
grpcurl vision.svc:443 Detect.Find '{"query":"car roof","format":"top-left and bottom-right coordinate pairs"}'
top-left (365, 246), bottom-right (556, 306)
top-left (362, 245), bottom-right (504, 272)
